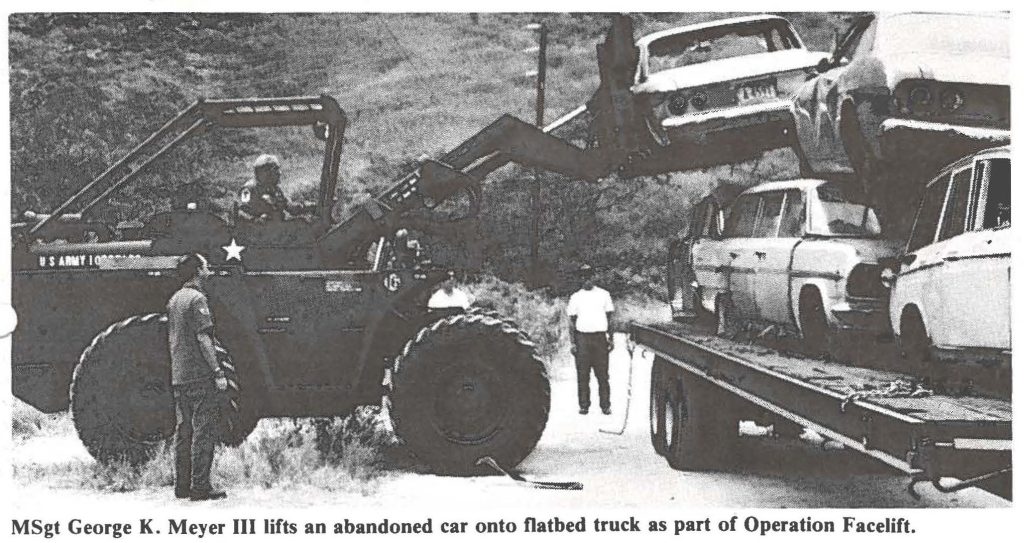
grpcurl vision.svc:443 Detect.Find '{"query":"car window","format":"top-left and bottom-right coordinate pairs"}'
top-left (704, 203), bottom-right (723, 237)
top-left (647, 20), bottom-right (799, 73)
top-left (809, 185), bottom-right (882, 237)
top-left (938, 167), bottom-right (973, 241)
top-left (752, 192), bottom-right (785, 238)
top-left (778, 190), bottom-right (805, 237)
top-left (980, 158), bottom-right (1010, 230)
top-left (907, 174), bottom-right (951, 252)
top-left (835, 18), bottom-right (870, 64)
top-left (724, 194), bottom-right (759, 238)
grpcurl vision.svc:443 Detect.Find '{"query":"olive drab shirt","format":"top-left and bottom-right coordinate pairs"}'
top-left (167, 282), bottom-right (215, 385)
top-left (239, 178), bottom-right (289, 220)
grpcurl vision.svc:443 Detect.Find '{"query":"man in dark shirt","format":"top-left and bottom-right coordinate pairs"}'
top-left (238, 154), bottom-right (290, 222)
top-left (168, 253), bottom-right (228, 501)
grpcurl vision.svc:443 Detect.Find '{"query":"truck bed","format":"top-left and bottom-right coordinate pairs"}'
top-left (632, 320), bottom-right (1011, 499)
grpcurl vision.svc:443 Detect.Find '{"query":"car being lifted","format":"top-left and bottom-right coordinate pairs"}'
top-left (628, 15), bottom-right (827, 175)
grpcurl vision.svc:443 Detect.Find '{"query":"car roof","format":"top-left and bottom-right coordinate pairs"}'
top-left (740, 179), bottom-right (827, 194)
top-left (927, 145), bottom-right (1011, 185)
top-left (636, 15), bottom-right (791, 48)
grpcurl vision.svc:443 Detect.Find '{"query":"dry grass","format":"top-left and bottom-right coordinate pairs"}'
top-left (12, 406), bottom-right (397, 496)
top-left (11, 398), bottom-right (71, 440)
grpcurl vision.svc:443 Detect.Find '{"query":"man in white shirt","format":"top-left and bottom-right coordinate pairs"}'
top-left (566, 264), bottom-right (615, 415)
top-left (428, 271), bottom-right (472, 316)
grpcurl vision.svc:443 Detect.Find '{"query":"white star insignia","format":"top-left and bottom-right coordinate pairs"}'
top-left (222, 238), bottom-right (245, 262)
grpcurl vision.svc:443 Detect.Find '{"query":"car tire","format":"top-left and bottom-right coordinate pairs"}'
top-left (692, 288), bottom-right (713, 325)
top-left (899, 308), bottom-right (937, 385)
top-left (715, 295), bottom-right (741, 339)
top-left (798, 289), bottom-right (835, 359)
top-left (665, 372), bottom-right (742, 471)
top-left (649, 357), bottom-right (669, 457)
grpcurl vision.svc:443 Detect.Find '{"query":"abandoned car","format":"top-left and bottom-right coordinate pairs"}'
top-left (690, 179), bottom-right (899, 354)
top-left (667, 183), bottom-right (742, 322)
top-left (886, 146), bottom-right (1011, 372)
top-left (630, 15), bottom-right (827, 173)
top-left (791, 12), bottom-right (1010, 192)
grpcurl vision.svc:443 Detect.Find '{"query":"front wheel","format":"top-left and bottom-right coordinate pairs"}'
top-left (798, 290), bottom-right (835, 359)
top-left (388, 313), bottom-right (550, 475)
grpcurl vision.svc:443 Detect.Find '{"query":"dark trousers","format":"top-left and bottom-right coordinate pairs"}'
top-left (575, 332), bottom-right (610, 410)
top-left (173, 381), bottom-right (221, 495)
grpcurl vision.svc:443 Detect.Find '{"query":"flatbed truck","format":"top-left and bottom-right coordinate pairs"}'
top-left (632, 321), bottom-right (1011, 501)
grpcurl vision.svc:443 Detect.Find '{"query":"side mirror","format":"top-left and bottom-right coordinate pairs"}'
top-left (816, 57), bottom-right (832, 74)
top-left (900, 253), bottom-right (917, 267)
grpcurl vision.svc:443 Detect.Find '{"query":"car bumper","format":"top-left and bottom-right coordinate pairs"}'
top-left (662, 99), bottom-right (794, 136)
top-left (880, 118), bottom-right (1010, 172)
top-left (830, 298), bottom-right (890, 333)
top-left (625, 100), bottom-right (795, 176)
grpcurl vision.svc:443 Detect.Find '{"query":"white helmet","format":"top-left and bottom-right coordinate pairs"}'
top-left (253, 154), bottom-right (280, 169)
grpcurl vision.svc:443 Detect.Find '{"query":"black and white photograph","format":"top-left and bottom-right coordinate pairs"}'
top-left (1, 2), bottom-right (1017, 539)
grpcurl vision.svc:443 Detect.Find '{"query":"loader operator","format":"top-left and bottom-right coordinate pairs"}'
top-left (238, 153), bottom-right (290, 223)
top-left (168, 253), bottom-right (228, 501)
top-left (427, 271), bottom-right (472, 317)
top-left (567, 264), bottom-right (615, 415)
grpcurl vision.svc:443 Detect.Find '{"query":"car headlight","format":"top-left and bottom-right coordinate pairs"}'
top-left (668, 93), bottom-right (688, 116)
top-left (940, 87), bottom-right (965, 112)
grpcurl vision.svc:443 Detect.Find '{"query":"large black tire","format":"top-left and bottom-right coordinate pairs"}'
top-left (665, 372), bottom-right (742, 471)
top-left (649, 357), bottom-right (669, 457)
top-left (388, 313), bottom-right (550, 475)
top-left (71, 314), bottom-right (253, 465)
top-left (692, 288), bottom-right (713, 325)
top-left (798, 288), bottom-right (835, 359)
top-left (899, 307), bottom-right (939, 386)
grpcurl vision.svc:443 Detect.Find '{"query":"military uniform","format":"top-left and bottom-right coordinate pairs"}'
top-left (168, 279), bottom-right (221, 499)
top-left (238, 179), bottom-right (289, 221)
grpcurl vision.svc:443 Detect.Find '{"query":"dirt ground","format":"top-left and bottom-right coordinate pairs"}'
top-left (9, 333), bottom-right (1006, 512)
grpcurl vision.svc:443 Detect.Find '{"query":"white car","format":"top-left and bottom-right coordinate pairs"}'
top-left (888, 146), bottom-right (1011, 371)
top-left (691, 179), bottom-right (899, 354)
top-left (628, 15), bottom-right (827, 175)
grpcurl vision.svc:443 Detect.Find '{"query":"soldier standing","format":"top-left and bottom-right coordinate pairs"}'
top-left (427, 271), bottom-right (472, 315)
top-left (238, 154), bottom-right (290, 222)
top-left (168, 253), bottom-right (228, 501)
top-left (566, 264), bottom-right (615, 415)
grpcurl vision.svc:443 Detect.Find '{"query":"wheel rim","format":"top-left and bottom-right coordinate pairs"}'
top-left (431, 360), bottom-right (509, 445)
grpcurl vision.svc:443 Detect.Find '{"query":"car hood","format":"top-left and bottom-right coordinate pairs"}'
top-left (884, 52), bottom-right (1010, 87)
top-left (633, 49), bottom-right (827, 94)
top-left (813, 237), bottom-right (902, 263)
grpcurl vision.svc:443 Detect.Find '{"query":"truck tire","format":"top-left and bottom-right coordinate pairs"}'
top-left (389, 313), bottom-right (550, 475)
top-left (71, 314), bottom-right (253, 465)
top-left (649, 357), bottom-right (669, 456)
top-left (666, 372), bottom-right (741, 471)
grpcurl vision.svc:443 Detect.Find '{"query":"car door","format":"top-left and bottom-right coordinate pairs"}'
top-left (896, 171), bottom-right (951, 339)
top-left (755, 189), bottom-right (804, 324)
top-left (933, 156), bottom-right (1011, 350)
top-left (721, 193), bottom-right (761, 317)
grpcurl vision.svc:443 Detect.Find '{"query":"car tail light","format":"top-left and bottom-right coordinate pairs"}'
top-left (940, 87), bottom-right (965, 112)
top-left (668, 94), bottom-right (688, 116)
top-left (690, 92), bottom-right (708, 110)
top-left (907, 85), bottom-right (933, 112)
top-left (847, 263), bottom-right (887, 298)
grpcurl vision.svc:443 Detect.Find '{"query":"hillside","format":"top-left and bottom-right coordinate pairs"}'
top-left (8, 12), bottom-right (857, 293)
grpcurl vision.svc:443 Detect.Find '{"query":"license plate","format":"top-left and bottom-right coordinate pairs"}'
top-left (737, 80), bottom-right (777, 103)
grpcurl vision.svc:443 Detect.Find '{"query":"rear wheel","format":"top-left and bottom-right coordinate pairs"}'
top-left (71, 314), bottom-right (254, 465)
top-left (665, 372), bottom-right (742, 471)
top-left (388, 313), bottom-right (550, 475)
top-left (715, 295), bottom-right (741, 338)
top-left (692, 288), bottom-right (713, 324)
top-left (899, 308), bottom-right (937, 384)
top-left (649, 357), bottom-right (669, 456)
top-left (799, 289), bottom-right (834, 359)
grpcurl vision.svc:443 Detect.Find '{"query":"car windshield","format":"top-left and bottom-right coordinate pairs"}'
top-left (879, 13), bottom-right (1009, 58)
top-left (810, 186), bottom-right (882, 237)
top-left (646, 20), bottom-right (800, 73)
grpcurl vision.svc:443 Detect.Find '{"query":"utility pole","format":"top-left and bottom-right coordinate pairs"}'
top-left (525, 22), bottom-right (547, 288)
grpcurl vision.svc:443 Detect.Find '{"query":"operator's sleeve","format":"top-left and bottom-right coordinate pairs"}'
top-left (189, 293), bottom-right (215, 335)
top-left (566, 292), bottom-right (579, 317)
top-left (603, 289), bottom-right (615, 313)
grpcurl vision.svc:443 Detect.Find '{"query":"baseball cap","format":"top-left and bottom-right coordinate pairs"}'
top-left (253, 154), bottom-right (280, 169)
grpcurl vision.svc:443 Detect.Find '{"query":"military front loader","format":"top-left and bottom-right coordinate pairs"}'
top-left (11, 16), bottom-right (657, 474)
